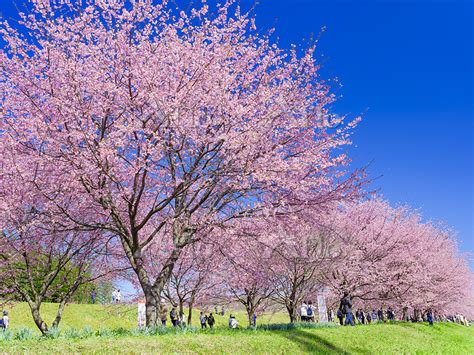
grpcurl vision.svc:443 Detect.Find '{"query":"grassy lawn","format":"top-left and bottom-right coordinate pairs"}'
top-left (1, 303), bottom-right (473, 354)
top-left (4, 302), bottom-right (289, 331)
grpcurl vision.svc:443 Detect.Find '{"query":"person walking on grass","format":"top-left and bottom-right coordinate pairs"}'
top-left (170, 307), bottom-right (178, 327)
top-left (200, 312), bottom-right (208, 329)
top-left (427, 309), bottom-right (434, 326)
top-left (339, 292), bottom-right (354, 326)
top-left (300, 301), bottom-right (308, 322)
top-left (377, 309), bottom-right (384, 322)
top-left (208, 313), bottom-right (216, 329)
top-left (307, 301), bottom-right (315, 322)
top-left (366, 311), bottom-right (372, 324)
top-left (0, 310), bottom-right (9, 331)
top-left (337, 308), bottom-right (344, 325)
top-left (91, 289), bottom-right (96, 304)
top-left (328, 309), bottom-right (334, 322)
top-left (387, 307), bottom-right (395, 321)
top-left (372, 310), bottom-right (378, 323)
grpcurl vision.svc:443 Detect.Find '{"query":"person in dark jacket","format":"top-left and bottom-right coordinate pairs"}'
top-left (372, 310), bottom-right (378, 323)
top-left (339, 292), bottom-right (354, 326)
top-left (387, 307), bottom-right (395, 321)
top-left (170, 307), bottom-right (178, 327)
top-left (427, 309), bottom-right (434, 326)
top-left (377, 309), bottom-right (384, 322)
top-left (366, 311), bottom-right (372, 324)
top-left (337, 308), bottom-right (344, 325)
top-left (207, 313), bottom-right (216, 329)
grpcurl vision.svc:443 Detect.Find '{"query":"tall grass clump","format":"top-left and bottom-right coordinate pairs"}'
top-left (13, 327), bottom-right (34, 341)
top-left (0, 329), bottom-right (13, 342)
top-left (96, 327), bottom-right (115, 337)
top-left (46, 327), bottom-right (61, 339)
top-left (82, 326), bottom-right (94, 338)
top-left (63, 327), bottom-right (82, 339)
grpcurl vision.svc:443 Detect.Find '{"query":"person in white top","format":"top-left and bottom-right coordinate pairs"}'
top-left (300, 302), bottom-right (308, 322)
top-left (229, 314), bottom-right (238, 329)
top-left (116, 289), bottom-right (122, 303)
top-left (1, 310), bottom-right (9, 331)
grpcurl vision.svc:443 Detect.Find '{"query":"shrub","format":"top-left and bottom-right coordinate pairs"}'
top-left (112, 327), bottom-right (130, 336)
top-left (82, 326), bottom-right (94, 338)
top-left (63, 328), bottom-right (82, 339)
top-left (46, 327), bottom-right (61, 339)
top-left (96, 327), bottom-right (115, 337)
top-left (14, 327), bottom-right (34, 341)
top-left (0, 329), bottom-right (13, 342)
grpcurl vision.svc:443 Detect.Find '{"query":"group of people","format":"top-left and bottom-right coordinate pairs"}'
top-left (200, 312), bottom-right (251, 329)
top-left (332, 292), bottom-right (472, 327)
top-left (157, 300), bottom-right (236, 330)
top-left (446, 314), bottom-right (470, 326)
top-left (111, 289), bottom-right (122, 303)
top-left (299, 301), bottom-right (316, 322)
top-left (336, 293), bottom-right (417, 327)
top-left (335, 307), bottom-right (396, 326)
top-left (199, 312), bottom-right (216, 329)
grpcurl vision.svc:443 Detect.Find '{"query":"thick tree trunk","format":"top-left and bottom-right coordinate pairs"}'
top-left (123, 226), bottom-right (188, 327)
top-left (187, 296), bottom-right (195, 326)
top-left (286, 303), bottom-right (297, 323)
top-left (51, 300), bottom-right (67, 329)
top-left (144, 287), bottom-right (158, 327)
top-left (414, 309), bottom-right (419, 322)
top-left (30, 305), bottom-right (48, 335)
top-left (246, 304), bottom-right (256, 327)
top-left (179, 300), bottom-right (185, 324)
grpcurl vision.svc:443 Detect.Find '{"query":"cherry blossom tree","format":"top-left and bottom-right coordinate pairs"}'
top-left (0, 141), bottom-right (123, 334)
top-left (163, 241), bottom-right (220, 325)
top-left (321, 199), bottom-right (474, 319)
top-left (217, 229), bottom-right (276, 326)
top-left (0, 204), bottom-right (113, 334)
top-left (0, 0), bottom-right (360, 325)
top-left (267, 214), bottom-right (338, 322)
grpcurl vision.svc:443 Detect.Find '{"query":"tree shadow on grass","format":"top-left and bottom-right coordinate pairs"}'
top-left (280, 329), bottom-right (358, 354)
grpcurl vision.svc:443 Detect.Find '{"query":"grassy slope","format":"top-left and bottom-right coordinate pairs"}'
top-left (5, 302), bottom-right (289, 331)
top-left (1, 303), bottom-right (473, 354)
top-left (1, 323), bottom-right (473, 354)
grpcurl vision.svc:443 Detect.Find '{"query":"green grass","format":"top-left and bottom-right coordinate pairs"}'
top-left (1, 303), bottom-right (473, 354)
top-left (4, 302), bottom-right (289, 332)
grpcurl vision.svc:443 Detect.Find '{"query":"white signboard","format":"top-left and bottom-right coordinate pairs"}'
top-left (138, 301), bottom-right (146, 328)
top-left (317, 293), bottom-right (328, 323)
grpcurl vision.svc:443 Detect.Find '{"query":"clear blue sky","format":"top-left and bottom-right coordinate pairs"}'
top-left (1, 1), bottom-right (472, 260)
top-left (247, 0), bottom-right (473, 259)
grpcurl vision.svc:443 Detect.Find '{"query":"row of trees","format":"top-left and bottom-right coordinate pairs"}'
top-left (0, 0), bottom-right (472, 334)
top-left (160, 199), bottom-right (473, 326)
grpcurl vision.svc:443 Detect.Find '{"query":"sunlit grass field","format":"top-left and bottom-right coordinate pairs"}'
top-left (1, 303), bottom-right (473, 354)
top-left (5, 302), bottom-right (289, 331)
